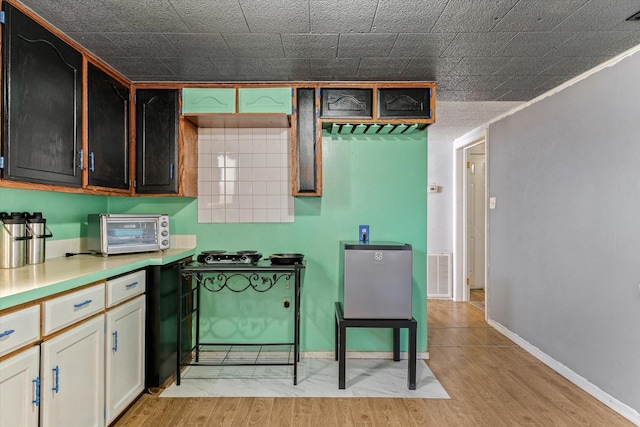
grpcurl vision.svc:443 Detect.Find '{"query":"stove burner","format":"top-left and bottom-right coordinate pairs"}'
top-left (197, 251), bottom-right (262, 264)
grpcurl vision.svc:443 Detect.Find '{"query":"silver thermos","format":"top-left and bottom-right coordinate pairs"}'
top-left (25, 212), bottom-right (52, 265)
top-left (0, 212), bottom-right (30, 269)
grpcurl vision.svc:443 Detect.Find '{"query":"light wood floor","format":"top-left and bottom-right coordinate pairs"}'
top-left (114, 300), bottom-right (632, 426)
top-left (469, 289), bottom-right (485, 311)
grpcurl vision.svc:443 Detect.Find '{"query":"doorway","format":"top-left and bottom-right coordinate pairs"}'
top-left (466, 142), bottom-right (486, 310)
top-left (452, 128), bottom-right (488, 318)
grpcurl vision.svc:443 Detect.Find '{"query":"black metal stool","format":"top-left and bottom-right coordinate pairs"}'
top-left (334, 302), bottom-right (417, 390)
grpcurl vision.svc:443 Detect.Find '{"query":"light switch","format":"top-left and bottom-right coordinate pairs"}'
top-left (489, 197), bottom-right (497, 209)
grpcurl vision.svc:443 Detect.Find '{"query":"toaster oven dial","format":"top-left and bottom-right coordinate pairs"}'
top-left (162, 240), bottom-right (169, 246)
top-left (161, 221), bottom-right (168, 227)
top-left (161, 230), bottom-right (168, 236)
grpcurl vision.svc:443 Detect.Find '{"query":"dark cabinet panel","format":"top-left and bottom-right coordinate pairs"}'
top-left (295, 88), bottom-right (319, 195)
top-left (136, 89), bottom-right (179, 194)
top-left (146, 262), bottom-right (192, 388)
top-left (87, 64), bottom-right (130, 189)
top-left (378, 88), bottom-right (432, 119)
top-left (1, 3), bottom-right (82, 187)
top-left (320, 88), bottom-right (372, 119)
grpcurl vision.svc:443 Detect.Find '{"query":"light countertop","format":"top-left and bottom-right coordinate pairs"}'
top-left (0, 247), bottom-right (196, 310)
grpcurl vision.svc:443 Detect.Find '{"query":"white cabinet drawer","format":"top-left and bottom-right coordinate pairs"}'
top-left (42, 284), bottom-right (105, 336)
top-left (0, 305), bottom-right (40, 357)
top-left (106, 270), bottom-right (146, 308)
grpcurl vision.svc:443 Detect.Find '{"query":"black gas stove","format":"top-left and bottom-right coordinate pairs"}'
top-left (196, 250), bottom-right (262, 265)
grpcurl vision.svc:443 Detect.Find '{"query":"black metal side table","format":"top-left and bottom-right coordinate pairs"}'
top-left (334, 302), bottom-right (417, 390)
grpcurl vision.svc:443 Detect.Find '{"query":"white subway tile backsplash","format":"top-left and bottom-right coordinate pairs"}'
top-left (253, 181), bottom-right (267, 195)
top-left (266, 168), bottom-right (280, 181)
top-left (252, 140), bottom-right (267, 153)
top-left (253, 153), bottom-right (267, 167)
top-left (253, 195), bottom-right (267, 208)
top-left (197, 127), bottom-right (294, 224)
top-left (253, 209), bottom-right (267, 222)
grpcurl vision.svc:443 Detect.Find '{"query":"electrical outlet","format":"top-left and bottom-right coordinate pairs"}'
top-left (283, 298), bottom-right (291, 309)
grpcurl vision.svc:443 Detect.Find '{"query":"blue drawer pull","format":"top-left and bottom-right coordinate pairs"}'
top-left (125, 281), bottom-right (138, 289)
top-left (0, 329), bottom-right (15, 338)
top-left (112, 331), bottom-right (118, 352)
top-left (52, 366), bottom-right (59, 393)
top-left (33, 377), bottom-right (41, 406)
top-left (73, 299), bottom-right (92, 308)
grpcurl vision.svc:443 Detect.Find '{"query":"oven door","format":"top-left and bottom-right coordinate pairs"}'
top-left (104, 216), bottom-right (161, 254)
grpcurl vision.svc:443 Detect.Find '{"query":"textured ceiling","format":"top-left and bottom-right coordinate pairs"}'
top-left (13, 0), bottom-right (640, 141)
top-left (15, 0), bottom-right (640, 102)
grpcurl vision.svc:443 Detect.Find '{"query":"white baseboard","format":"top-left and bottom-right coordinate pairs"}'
top-left (301, 351), bottom-right (429, 360)
top-left (488, 318), bottom-right (640, 426)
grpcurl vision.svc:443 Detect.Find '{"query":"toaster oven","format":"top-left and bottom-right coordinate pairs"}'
top-left (87, 214), bottom-right (170, 256)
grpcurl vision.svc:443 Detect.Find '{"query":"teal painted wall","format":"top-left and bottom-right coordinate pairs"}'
top-left (0, 187), bottom-right (108, 240)
top-left (0, 130), bottom-right (428, 352)
top-left (187, 130), bottom-right (428, 352)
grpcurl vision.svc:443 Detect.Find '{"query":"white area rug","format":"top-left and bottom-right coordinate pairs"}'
top-left (161, 359), bottom-right (449, 399)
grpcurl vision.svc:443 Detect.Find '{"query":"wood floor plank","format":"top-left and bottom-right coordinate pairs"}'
top-left (244, 397), bottom-right (274, 427)
top-left (205, 397), bottom-right (241, 427)
top-left (268, 398), bottom-right (294, 427)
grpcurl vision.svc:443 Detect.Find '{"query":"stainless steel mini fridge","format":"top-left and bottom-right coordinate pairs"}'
top-left (339, 241), bottom-right (413, 319)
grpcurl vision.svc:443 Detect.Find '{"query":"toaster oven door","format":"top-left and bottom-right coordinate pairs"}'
top-left (105, 217), bottom-right (161, 253)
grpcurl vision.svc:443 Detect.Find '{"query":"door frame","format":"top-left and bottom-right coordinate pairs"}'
top-left (452, 127), bottom-right (488, 316)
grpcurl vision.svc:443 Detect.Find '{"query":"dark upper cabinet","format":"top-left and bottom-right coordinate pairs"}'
top-left (378, 88), bottom-right (432, 119)
top-left (294, 88), bottom-right (320, 195)
top-left (1, 3), bottom-right (82, 187)
top-left (87, 64), bottom-right (130, 190)
top-left (135, 89), bottom-right (179, 194)
top-left (320, 88), bottom-right (372, 119)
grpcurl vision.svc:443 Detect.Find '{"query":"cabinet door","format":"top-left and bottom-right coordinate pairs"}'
top-left (294, 88), bottom-right (320, 195)
top-left (1, 3), bottom-right (83, 187)
top-left (135, 89), bottom-right (179, 194)
top-left (0, 346), bottom-right (40, 427)
top-left (238, 88), bottom-right (293, 114)
top-left (87, 64), bottom-right (130, 189)
top-left (182, 88), bottom-right (236, 114)
top-left (105, 296), bottom-right (145, 424)
top-left (320, 88), bottom-right (372, 119)
top-left (377, 88), bottom-right (432, 119)
top-left (40, 315), bottom-right (105, 427)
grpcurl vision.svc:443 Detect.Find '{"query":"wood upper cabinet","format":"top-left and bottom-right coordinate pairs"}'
top-left (293, 88), bottom-right (321, 196)
top-left (320, 88), bottom-right (373, 119)
top-left (1, 2), bottom-right (83, 187)
top-left (135, 89), bottom-right (179, 194)
top-left (182, 88), bottom-right (235, 114)
top-left (238, 88), bottom-right (293, 114)
top-left (377, 88), bottom-right (432, 119)
top-left (87, 64), bottom-right (130, 190)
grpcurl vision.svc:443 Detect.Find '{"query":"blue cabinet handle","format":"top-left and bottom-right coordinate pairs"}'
top-left (52, 366), bottom-right (59, 393)
top-left (33, 377), bottom-right (41, 406)
top-left (78, 149), bottom-right (84, 170)
top-left (125, 281), bottom-right (139, 289)
top-left (89, 152), bottom-right (95, 172)
top-left (112, 331), bottom-right (118, 352)
top-left (73, 299), bottom-right (92, 308)
top-left (0, 329), bottom-right (15, 338)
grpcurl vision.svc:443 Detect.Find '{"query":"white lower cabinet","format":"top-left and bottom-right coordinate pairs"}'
top-left (40, 315), bottom-right (105, 427)
top-left (105, 295), bottom-right (145, 424)
top-left (0, 345), bottom-right (40, 427)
